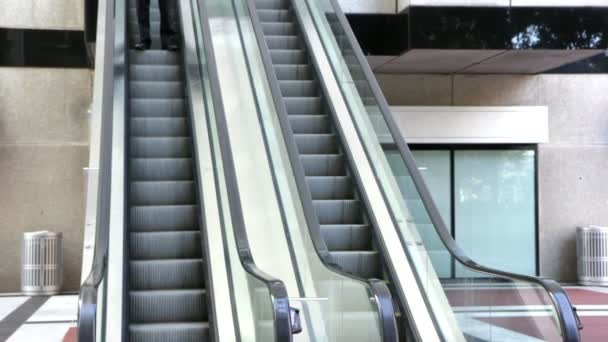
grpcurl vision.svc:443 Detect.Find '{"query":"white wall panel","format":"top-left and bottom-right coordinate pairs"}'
top-left (337, 0), bottom-right (397, 13)
top-left (388, 106), bottom-right (549, 143)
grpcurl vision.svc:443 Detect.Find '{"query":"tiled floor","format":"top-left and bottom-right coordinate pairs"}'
top-left (0, 287), bottom-right (606, 341)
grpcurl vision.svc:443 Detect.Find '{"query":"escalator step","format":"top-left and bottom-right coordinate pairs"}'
top-left (289, 115), bottom-right (330, 134)
top-left (279, 80), bottom-right (318, 97)
top-left (130, 137), bottom-right (192, 158)
top-left (130, 65), bottom-right (181, 82)
top-left (130, 181), bottom-right (195, 206)
top-left (130, 158), bottom-right (193, 181)
top-left (313, 199), bottom-right (362, 224)
top-left (273, 64), bottom-right (313, 81)
top-left (130, 231), bottom-right (201, 260)
top-left (300, 154), bottom-right (345, 176)
top-left (321, 224), bottom-right (372, 251)
top-left (130, 322), bottom-right (209, 342)
top-left (265, 35), bottom-right (300, 50)
top-left (131, 117), bottom-right (188, 137)
top-left (130, 259), bottom-right (204, 290)
top-left (306, 176), bottom-right (353, 200)
top-left (256, 0), bottom-right (289, 10)
top-left (257, 9), bottom-right (292, 22)
top-left (330, 251), bottom-right (381, 279)
top-left (130, 205), bottom-right (198, 232)
top-left (131, 99), bottom-right (185, 118)
top-left (262, 22), bottom-right (296, 36)
top-left (130, 81), bottom-right (184, 99)
top-left (270, 50), bottom-right (306, 64)
top-left (130, 289), bottom-right (207, 323)
top-left (284, 97), bottom-right (322, 114)
top-left (130, 50), bottom-right (180, 65)
top-left (294, 134), bottom-right (338, 154)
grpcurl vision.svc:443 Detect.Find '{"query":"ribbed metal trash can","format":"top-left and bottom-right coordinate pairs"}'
top-left (21, 231), bottom-right (63, 295)
top-left (577, 226), bottom-right (608, 286)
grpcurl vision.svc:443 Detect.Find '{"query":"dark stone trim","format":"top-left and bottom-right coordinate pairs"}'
top-left (0, 28), bottom-right (88, 68)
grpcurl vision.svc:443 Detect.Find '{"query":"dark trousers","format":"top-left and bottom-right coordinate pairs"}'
top-left (136, 0), bottom-right (178, 46)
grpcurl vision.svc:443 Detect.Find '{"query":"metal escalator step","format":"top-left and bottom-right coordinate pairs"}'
top-left (130, 205), bottom-right (198, 232)
top-left (130, 259), bottom-right (204, 290)
top-left (130, 231), bottom-right (201, 260)
top-left (330, 251), bottom-right (381, 279)
top-left (131, 117), bottom-right (188, 137)
top-left (130, 158), bottom-right (193, 181)
top-left (270, 50), bottom-right (306, 64)
top-left (130, 322), bottom-right (209, 342)
top-left (300, 154), bottom-right (345, 176)
top-left (130, 65), bottom-right (181, 82)
top-left (313, 199), bottom-right (362, 224)
top-left (265, 35), bottom-right (300, 50)
top-left (131, 99), bottom-right (185, 118)
top-left (256, 0), bottom-right (290, 10)
top-left (288, 115), bottom-right (330, 134)
top-left (284, 97), bottom-right (322, 114)
top-left (273, 64), bottom-right (312, 81)
top-left (257, 9), bottom-right (292, 22)
top-left (130, 50), bottom-right (180, 65)
top-left (262, 22), bottom-right (296, 36)
top-left (130, 181), bottom-right (195, 206)
top-left (294, 134), bottom-right (338, 154)
top-left (306, 176), bottom-right (353, 200)
top-left (130, 81), bottom-right (184, 99)
top-left (279, 80), bottom-right (317, 97)
top-left (321, 224), bottom-right (372, 251)
top-left (130, 289), bottom-right (207, 323)
top-left (130, 137), bottom-right (191, 158)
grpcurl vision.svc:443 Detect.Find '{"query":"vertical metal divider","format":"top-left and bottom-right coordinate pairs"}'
top-left (194, 0), bottom-right (295, 340)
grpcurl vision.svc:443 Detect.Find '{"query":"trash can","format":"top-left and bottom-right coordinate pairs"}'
top-left (577, 226), bottom-right (608, 286)
top-left (21, 231), bottom-right (63, 295)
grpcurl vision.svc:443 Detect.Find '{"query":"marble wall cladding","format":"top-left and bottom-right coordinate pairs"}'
top-left (0, 0), bottom-right (84, 30)
top-left (377, 72), bottom-right (608, 281)
top-left (0, 67), bottom-right (91, 292)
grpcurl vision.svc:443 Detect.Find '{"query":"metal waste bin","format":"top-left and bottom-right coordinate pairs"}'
top-left (577, 226), bottom-right (608, 286)
top-left (21, 231), bottom-right (63, 295)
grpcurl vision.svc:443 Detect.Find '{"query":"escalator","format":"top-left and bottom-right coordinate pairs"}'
top-left (254, 0), bottom-right (382, 280)
top-left (244, 0), bottom-right (583, 341)
top-left (126, 1), bottom-right (209, 340)
top-left (78, 0), bottom-right (294, 341)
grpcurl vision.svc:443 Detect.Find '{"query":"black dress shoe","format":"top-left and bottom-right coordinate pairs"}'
top-left (134, 41), bottom-right (151, 50)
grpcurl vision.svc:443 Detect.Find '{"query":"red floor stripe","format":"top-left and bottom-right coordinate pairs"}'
top-left (63, 327), bottom-right (77, 342)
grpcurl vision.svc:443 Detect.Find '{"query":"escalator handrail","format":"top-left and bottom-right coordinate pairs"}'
top-left (242, 0), bottom-right (399, 341)
top-left (77, 0), bottom-right (116, 340)
top-left (194, 1), bottom-right (293, 340)
top-left (321, 1), bottom-right (582, 340)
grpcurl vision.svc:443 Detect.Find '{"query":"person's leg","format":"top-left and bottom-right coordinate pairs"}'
top-left (135, 0), bottom-right (151, 49)
top-left (159, 0), bottom-right (179, 49)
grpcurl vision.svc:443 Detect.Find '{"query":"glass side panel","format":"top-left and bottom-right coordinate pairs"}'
top-left (455, 150), bottom-right (536, 277)
top-left (298, 0), bottom-right (565, 340)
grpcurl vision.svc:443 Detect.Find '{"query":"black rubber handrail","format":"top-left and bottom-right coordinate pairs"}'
top-left (320, 1), bottom-right (582, 341)
top-left (242, 0), bottom-right (399, 341)
top-left (84, 0), bottom-right (99, 67)
top-left (194, 0), bottom-right (294, 340)
top-left (77, 0), bottom-right (116, 340)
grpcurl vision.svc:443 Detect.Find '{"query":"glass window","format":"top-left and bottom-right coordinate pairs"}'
top-left (454, 150), bottom-right (536, 276)
top-left (386, 147), bottom-right (537, 278)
